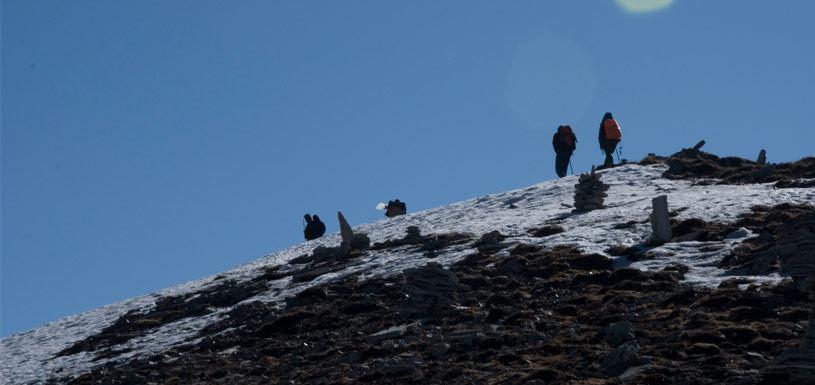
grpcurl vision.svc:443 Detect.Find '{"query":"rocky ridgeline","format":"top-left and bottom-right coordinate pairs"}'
top-left (573, 169), bottom-right (609, 212)
top-left (640, 145), bottom-right (815, 187)
top-left (39, 147), bottom-right (815, 385)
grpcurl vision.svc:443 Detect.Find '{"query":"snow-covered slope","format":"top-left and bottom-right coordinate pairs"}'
top-left (2, 163), bottom-right (813, 384)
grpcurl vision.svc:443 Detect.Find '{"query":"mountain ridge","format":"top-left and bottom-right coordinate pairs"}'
top-left (2, 148), bottom-right (814, 384)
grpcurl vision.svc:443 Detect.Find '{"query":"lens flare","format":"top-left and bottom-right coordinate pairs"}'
top-left (615, 0), bottom-right (674, 13)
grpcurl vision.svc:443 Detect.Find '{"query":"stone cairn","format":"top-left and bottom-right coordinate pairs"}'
top-left (401, 262), bottom-right (459, 316)
top-left (573, 167), bottom-right (610, 212)
top-left (338, 211), bottom-right (370, 250)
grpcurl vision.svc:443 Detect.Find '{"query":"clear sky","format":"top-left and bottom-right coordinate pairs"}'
top-left (2, 1), bottom-right (813, 336)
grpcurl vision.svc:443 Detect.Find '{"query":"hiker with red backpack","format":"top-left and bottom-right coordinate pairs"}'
top-left (552, 125), bottom-right (577, 178)
top-left (598, 112), bottom-right (622, 167)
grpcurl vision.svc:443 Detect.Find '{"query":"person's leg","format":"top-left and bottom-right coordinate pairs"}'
top-left (603, 142), bottom-right (617, 167)
top-left (555, 153), bottom-right (568, 177)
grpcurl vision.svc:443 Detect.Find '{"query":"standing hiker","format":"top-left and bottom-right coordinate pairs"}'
top-left (552, 125), bottom-right (577, 178)
top-left (598, 112), bottom-right (622, 168)
top-left (303, 214), bottom-right (326, 240)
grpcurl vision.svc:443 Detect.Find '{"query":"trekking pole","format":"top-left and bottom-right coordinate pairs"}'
top-left (616, 145), bottom-right (622, 164)
top-left (569, 160), bottom-right (574, 176)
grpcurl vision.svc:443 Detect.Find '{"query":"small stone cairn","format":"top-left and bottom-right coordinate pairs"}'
top-left (573, 167), bottom-right (610, 212)
top-left (338, 211), bottom-right (370, 250)
top-left (401, 262), bottom-right (459, 316)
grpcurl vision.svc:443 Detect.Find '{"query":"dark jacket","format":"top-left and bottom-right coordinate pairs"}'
top-left (304, 214), bottom-right (326, 240)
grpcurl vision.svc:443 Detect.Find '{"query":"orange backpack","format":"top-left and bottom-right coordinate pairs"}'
top-left (603, 118), bottom-right (622, 141)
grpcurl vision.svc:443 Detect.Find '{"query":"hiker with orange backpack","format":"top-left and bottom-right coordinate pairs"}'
top-left (552, 125), bottom-right (577, 178)
top-left (598, 112), bottom-right (622, 167)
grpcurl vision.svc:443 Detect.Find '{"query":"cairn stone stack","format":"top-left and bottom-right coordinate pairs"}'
top-left (573, 169), bottom-right (610, 212)
top-left (401, 262), bottom-right (459, 316)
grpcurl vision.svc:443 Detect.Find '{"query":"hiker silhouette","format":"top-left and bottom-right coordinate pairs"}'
top-left (303, 214), bottom-right (326, 240)
top-left (598, 112), bottom-right (622, 168)
top-left (552, 125), bottom-right (577, 178)
top-left (385, 199), bottom-right (407, 218)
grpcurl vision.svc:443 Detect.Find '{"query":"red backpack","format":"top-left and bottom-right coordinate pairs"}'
top-left (603, 119), bottom-right (622, 141)
top-left (561, 126), bottom-right (575, 147)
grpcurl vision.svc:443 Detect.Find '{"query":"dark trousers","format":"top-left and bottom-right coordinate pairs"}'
top-left (555, 151), bottom-right (572, 178)
top-left (602, 140), bottom-right (619, 167)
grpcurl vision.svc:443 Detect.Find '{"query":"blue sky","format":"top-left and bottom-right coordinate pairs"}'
top-left (2, 1), bottom-right (813, 336)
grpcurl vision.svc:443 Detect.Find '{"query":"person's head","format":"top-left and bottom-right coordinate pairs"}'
top-left (603, 112), bottom-right (613, 121)
top-left (312, 215), bottom-right (321, 222)
top-left (304, 214), bottom-right (312, 222)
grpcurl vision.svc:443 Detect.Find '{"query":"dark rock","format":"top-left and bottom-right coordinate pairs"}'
top-left (527, 225), bottom-right (564, 237)
top-left (686, 343), bottom-right (723, 356)
top-left (568, 253), bottom-right (613, 271)
top-left (499, 257), bottom-right (529, 276)
top-left (475, 230), bottom-right (507, 253)
top-left (600, 341), bottom-right (643, 376)
top-left (608, 268), bottom-right (650, 284)
top-left (346, 233), bottom-right (371, 251)
top-left (285, 287), bottom-right (328, 308)
top-left (256, 310), bottom-right (316, 336)
top-left (602, 321), bottom-right (636, 347)
top-left (401, 262), bottom-right (459, 316)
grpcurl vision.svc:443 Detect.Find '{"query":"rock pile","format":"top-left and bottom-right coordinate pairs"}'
top-left (400, 262), bottom-right (459, 316)
top-left (338, 211), bottom-right (371, 251)
top-left (573, 169), bottom-right (609, 212)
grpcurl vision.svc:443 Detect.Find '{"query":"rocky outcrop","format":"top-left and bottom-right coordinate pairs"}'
top-left (642, 147), bottom-right (815, 186)
top-left (721, 204), bottom-right (815, 287)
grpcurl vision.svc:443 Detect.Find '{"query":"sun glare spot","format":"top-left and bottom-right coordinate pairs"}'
top-left (615, 0), bottom-right (674, 14)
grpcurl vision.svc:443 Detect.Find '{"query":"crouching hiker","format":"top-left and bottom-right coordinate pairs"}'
top-left (552, 125), bottom-right (577, 178)
top-left (385, 199), bottom-right (407, 218)
top-left (303, 214), bottom-right (326, 240)
top-left (598, 112), bottom-right (622, 168)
